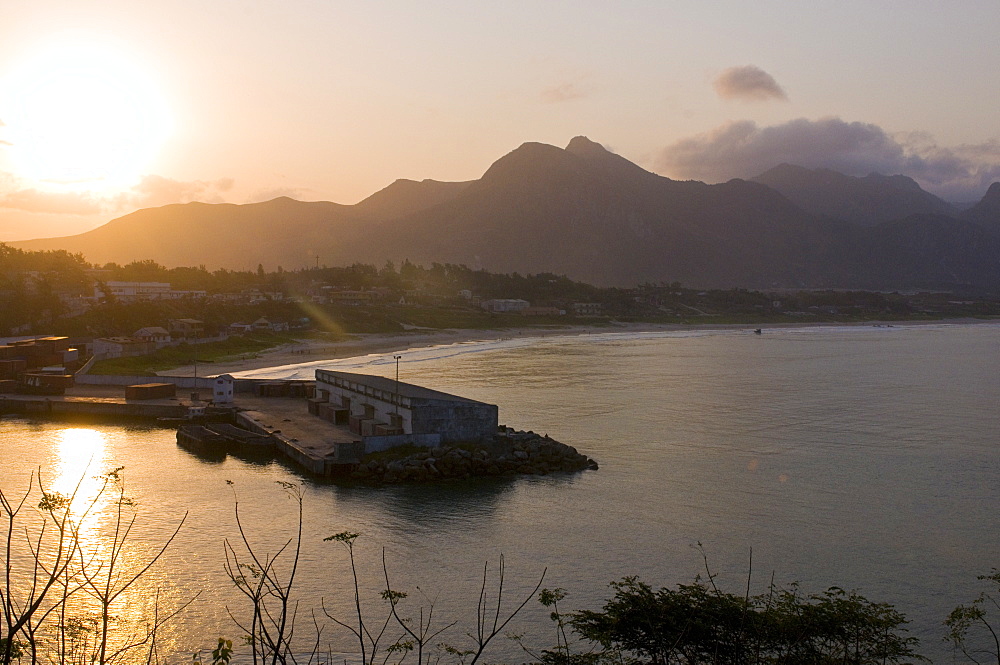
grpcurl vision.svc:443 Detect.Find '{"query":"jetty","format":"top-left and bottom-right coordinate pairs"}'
top-left (2, 370), bottom-right (596, 481)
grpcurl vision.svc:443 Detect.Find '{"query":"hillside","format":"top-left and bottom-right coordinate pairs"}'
top-left (12, 137), bottom-right (1000, 289)
top-left (751, 163), bottom-right (956, 226)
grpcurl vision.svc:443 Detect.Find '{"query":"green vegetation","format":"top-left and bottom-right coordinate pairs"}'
top-left (541, 577), bottom-right (923, 665)
top-left (4, 245), bottom-right (1000, 342)
top-left (3, 470), bottom-right (997, 664)
top-left (945, 569), bottom-right (1000, 664)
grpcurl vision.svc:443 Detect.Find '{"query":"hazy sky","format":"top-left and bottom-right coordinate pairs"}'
top-left (2, 1), bottom-right (1000, 240)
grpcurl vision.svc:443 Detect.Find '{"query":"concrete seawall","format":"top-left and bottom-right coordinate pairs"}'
top-left (0, 395), bottom-right (187, 419)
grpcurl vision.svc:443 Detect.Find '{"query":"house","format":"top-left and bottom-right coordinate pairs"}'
top-left (93, 337), bottom-right (157, 359)
top-left (313, 370), bottom-right (498, 446)
top-left (480, 299), bottom-right (530, 313)
top-left (571, 302), bottom-right (603, 316)
top-left (134, 326), bottom-right (172, 348)
top-left (169, 318), bottom-right (205, 339)
top-left (250, 317), bottom-right (290, 332)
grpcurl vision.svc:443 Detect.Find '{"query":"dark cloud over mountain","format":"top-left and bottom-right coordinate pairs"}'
top-left (657, 117), bottom-right (1000, 201)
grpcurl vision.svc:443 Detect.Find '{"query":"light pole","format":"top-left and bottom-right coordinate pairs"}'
top-left (393, 355), bottom-right (402, 414)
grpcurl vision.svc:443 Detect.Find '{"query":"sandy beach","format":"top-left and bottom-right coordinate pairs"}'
top-left (153, 318), bottom-right (1000, 379)
top-left (154, 324), bottom-right (656, 378)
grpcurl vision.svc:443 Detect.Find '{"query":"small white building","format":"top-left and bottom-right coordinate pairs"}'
top-left (213, 374), bottom-right (235, 404)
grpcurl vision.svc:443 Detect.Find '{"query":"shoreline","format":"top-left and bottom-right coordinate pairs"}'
top-left (154, 317), bottom-right (1000, 379)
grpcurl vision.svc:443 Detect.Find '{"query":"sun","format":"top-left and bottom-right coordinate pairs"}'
top-left (2, 37), bottom-right (172, 192)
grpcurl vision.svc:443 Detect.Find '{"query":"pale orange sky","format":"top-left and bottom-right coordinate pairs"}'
top-left (2, 1), bottom-right (1000, 241)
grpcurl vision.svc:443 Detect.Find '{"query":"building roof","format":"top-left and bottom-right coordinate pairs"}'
top-left (316, 370), bottom-right (492, 405)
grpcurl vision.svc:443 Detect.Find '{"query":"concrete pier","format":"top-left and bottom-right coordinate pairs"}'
top-left (234, 397), bottom-right (364, 476)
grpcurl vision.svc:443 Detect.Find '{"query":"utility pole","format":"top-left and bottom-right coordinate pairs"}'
top-left (393, 354), bottom-right (402, 415)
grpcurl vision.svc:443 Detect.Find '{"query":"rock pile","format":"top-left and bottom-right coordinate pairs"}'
top-left (348, 429), bottom-right (598, 485)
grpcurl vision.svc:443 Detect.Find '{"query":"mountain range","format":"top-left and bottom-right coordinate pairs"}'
top-left (11, 136), bottom-right (1000, 290)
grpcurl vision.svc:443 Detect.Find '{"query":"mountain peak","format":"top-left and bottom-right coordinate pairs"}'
top-left (565, 135), bottom-right (660, 183)
top-left (983, 181), bottom-right (1000, 201)
top-left (959, 181), bottom-right (1000, 231)
top-left (477, 141), bottom-right (581, 187)
top-left (565, 135), bottom-right (608, 156)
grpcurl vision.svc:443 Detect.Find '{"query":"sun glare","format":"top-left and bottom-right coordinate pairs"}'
top-left (3, 37), bottom-right (172, 192)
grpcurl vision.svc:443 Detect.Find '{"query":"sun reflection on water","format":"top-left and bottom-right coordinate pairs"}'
top-left (42, 428), bottom-right (160, 653)
top-left (49, 427), bottom-right (110, 519)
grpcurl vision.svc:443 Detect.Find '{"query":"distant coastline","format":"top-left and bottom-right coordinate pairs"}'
top-left (154, 317), bottom-right (1000, 379)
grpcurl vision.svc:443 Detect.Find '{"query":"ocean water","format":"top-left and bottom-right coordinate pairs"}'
top-left (1, 322), bottom-right (998, 662)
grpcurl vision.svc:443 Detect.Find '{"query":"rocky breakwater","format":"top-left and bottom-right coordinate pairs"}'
top-left (349, 428), bottom-right (598, 485)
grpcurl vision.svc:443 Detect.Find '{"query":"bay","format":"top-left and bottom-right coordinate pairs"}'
top-left (2, 322), bottom-right (998, 662)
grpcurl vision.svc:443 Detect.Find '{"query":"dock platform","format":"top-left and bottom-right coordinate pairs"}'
top-left (233, 396), bottom-right (364, 475)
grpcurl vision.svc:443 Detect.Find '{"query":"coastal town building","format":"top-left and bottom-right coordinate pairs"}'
top-left (312, 369), bottom-right (498, 447)
top-left (213, 374), bottom-right (235, 404)
top-left (95, 281), bottom-right (208, 303)
top-left (521, 306), bottom-right (564, 316)
top-left (133, 326), bottom-right (172, 347)
top-left (168, 319), bottom-right (205, 339)
top-left (93, 337), bottom-right (157, 359)
top-left (481, 298), bottom-right (530, 313)
top-left (571, 302), bottom-right (602, 316)
top-left (252, 317), bottom-right (290, 332)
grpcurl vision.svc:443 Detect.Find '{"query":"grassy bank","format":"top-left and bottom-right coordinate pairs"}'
top-left (87, 332), bottom-right (328, 375)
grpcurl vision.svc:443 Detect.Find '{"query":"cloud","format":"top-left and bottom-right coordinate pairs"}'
top-left (0, 172), bottom-right (237, 216)
top-left (541, 82), bottom-right (587, 103)
top-left (119, 175), bottom-right (235, 209)
top-left (713, 65), bottom-right (788, 102)
top-left (0, 187), bottom-right (103, 215)
top-left (656, 117), bottom-right (1000, 200)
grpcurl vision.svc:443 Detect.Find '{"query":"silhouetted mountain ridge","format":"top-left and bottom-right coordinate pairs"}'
top-left (11, 137), bottom-right (1000, 289)
top-left (751, 163), bottom-right (956, 226)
